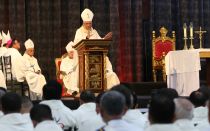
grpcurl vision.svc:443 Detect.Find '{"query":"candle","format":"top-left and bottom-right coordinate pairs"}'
top-left (190, 22), bottom-right (193, 37)
top-left (183, 23), bottom-right (187, 38)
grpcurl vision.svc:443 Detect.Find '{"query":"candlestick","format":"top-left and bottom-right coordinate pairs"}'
top-left (190, 22), bottom-right (193, 38)
top-left (183, 37), bottom-right (188, 50)
top-left (183, 23), bottom-right (187, 38)
top-left (189, 37), bottom-right (194, 50)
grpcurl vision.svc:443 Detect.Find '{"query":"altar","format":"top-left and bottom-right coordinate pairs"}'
top-left (165, 49), bottom-right (210, 96)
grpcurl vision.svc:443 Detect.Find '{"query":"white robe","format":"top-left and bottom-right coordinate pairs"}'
top-left (74, 26), bottom-right (120, 89)
top-left (0, 70), bottom-right (6, 89)
top-left (105, 57), bottom-right (120, 89)
top-left (74, 26), bottom-right (101, 45)
top-left (202, 126), bottom-right (210, 131)
top-left (192, 106), bottom-right (208, 126)
top-left (174, 119), bottom-right (199, 131)
top-left (73, 102), bottom-right (97, 131)
top-left (122, 109), bottom-right (146, 130)
top-left (0, 113), bottom-right (34, 131)
top-left (145, 124), bottom-right (182, 131)
top-left (101, 119), bottom-right (141, 131)
top-left (0, 47), bottom-right (9, 89)
top-left (40, 100), bottom-right (76, 130)
top-left (78, 114), bottom-right (105, 131)
top-left (23, 53), bottom-right (46, 95)
top-left (35, 120), bottom-right (63, 131)
top-left (196, 123), bottom-right (210, 131)
top-left (22, 113), bottom-right (34, 128)
top-left (60, 52), bottom-right (79, 93)
top-left (0, 47), bottom-right (8, 57)
top-left (7, 48), bottom-right (26, 82)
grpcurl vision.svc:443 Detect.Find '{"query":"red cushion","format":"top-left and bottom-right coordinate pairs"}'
top-left (154, 40), bottom-right (173, 60)
top-left (56, 60), bottom-right (67, 97)
top-left (58, 61), bottom-right (61, 70)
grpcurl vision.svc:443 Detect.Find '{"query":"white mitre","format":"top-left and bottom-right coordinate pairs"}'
top-left (66, 41), bottom-right (75, 52)
top-left (24, 39), bottom-right (34, 49)
top-left (81, 8), bottom-right (94, 22)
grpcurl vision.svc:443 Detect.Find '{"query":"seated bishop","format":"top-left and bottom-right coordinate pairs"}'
top-left (60, 41), bottom-right (79, 94)
top-left (23, 39), bottom-right (46, 100)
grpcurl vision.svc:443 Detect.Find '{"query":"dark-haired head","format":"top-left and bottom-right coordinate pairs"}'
top-left (43, 80), bottom-right (62, 100)
top-left (10, 38), bottom-right (20, 50)
top-left (1, 92), bottom-right (22, 114)
top-left (189, 91), bottom-right (208, 107)
top-left (80, 90), bottom-right (95, 105)
top-left (100, 91), bottom-right (126, 123)
top-left (111, 84), bottom-right (132, 109)
top-left (149, 93), bottom-right (175, 124)
top-left (154, 88), bottom-right (178, 100)
top-left (30, 104), bottom-right (53, 127)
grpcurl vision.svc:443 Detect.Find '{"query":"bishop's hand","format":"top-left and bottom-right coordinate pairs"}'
top-left (103, 32), bottom-right (112, 40)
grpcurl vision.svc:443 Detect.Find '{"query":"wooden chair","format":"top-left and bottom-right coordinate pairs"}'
top-left (55, 53), bottom-right (69, 97)
top-left (0, 56), bottom-right (4, 73)
top-left (3, 56), bottom-right (30, 98)
top-left (152, 27), bottom-right (175, 82)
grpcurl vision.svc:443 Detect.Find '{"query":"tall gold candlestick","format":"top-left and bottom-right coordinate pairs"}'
top-left (189, 22), bottom-right (194, 50)
top-left (189, 37), bottom-right (194, 50)
top-left (183, 37), bottom-right (188, 50)
top-left (183, 23), bottom-right (188, 50)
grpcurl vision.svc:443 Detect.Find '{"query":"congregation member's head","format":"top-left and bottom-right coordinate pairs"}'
top-left (111, 84), bottom-right (132, 109)
top-left (155, 88), bottom-right (178, 100)
top-left (24, 39), bottom-right (35, 57)
top-left (174, 98), bottom-right (194, 120)
top-left (100, 91), bottom-right (126, 123)
top-left (149, 93), bottom-right (175, 124)
top-left (10, 38), bottom-right (21, 50)
top-left (81, 8), bottom-right (93, 30)
top-left (79, 90), bottom-right (95, 105)
top-left (189, 91), bottom-right (208, 107)
top-left (198, 85), bottom-right (210, 99)
top-left (30, 104), bottom-right (53, 127)
top-left (1, 92), bottom-right (22, 114)
top-left (21, 96), bottom-right (33, 114)
top-left (42, 80), bottom-right (62, 100)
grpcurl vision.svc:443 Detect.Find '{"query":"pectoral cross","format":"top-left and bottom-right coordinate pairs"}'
top-left (31, 65), bottom-right (35, 72)
top-left (194, 27), bottom-right (207, 48)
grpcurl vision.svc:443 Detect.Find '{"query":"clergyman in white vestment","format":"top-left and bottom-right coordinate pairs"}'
top-left (23, 39), bottom-right (46, 99)
top-left (0, 31), bottom-right (13, 89)
top-left (7, 39), bottom-right (26, 82)
top-left (0, 30), bottom-right (11, 57)
top-left (74, 8), bottom-right (120, 89)
top-left (60, 41), bottom-right (79, 94)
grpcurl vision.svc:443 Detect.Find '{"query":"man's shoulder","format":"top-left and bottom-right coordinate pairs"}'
top-left (61, 56), bottom-right (70, 63)
top-left (76, 26), bottom-right (83, 32)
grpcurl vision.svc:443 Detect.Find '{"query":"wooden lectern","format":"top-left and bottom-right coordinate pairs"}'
top-left (73, 39), bottom-right (111, 93)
